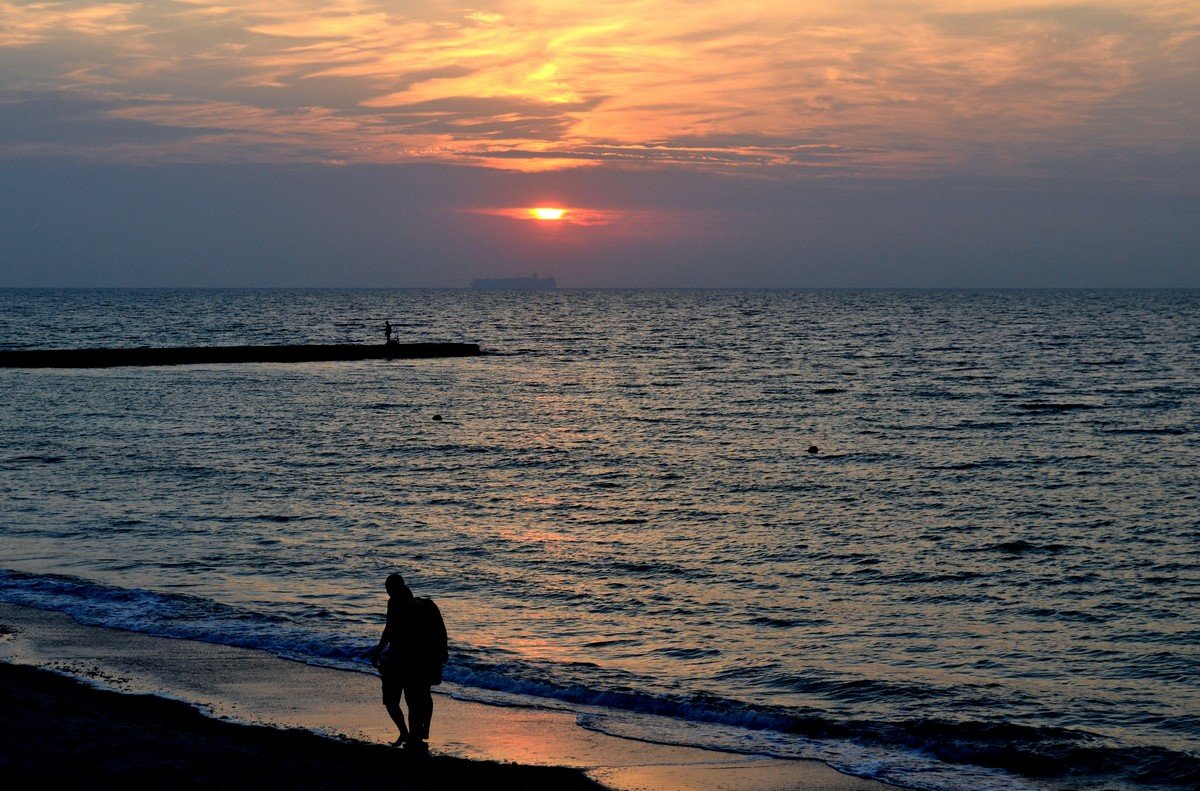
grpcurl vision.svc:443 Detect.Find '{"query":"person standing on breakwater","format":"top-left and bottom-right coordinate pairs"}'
top-left (384, 320), bottom-right (394, 344)
top-left (369, 573), bottom-right (448, 750)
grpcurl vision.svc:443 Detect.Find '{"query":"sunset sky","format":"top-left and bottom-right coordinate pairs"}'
top-left (2, 0), bottom-right (1197, 286)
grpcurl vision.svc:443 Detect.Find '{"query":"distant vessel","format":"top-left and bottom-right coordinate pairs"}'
top-left (471, 274), bottom-right (557, 290)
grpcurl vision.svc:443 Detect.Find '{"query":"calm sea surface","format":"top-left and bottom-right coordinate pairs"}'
top-left (1, 289), bottom-right (1197, 790)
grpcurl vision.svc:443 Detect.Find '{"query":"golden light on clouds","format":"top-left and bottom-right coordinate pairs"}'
top-left (1, 0), bottom-right (1197, 179)
top-left (472, 207), bottom-right (623, 227)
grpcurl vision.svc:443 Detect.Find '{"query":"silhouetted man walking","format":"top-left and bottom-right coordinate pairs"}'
top-left (370, 573), bottom-right (448, 750)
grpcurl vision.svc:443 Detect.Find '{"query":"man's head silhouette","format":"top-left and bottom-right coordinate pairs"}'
top-left (385, 573), bottom-right (409, 598)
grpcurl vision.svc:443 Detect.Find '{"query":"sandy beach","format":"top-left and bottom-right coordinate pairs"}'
top-left (0, 661), bottom-right (603, 790)
top-left (0, 603), bottom-right (891, 790)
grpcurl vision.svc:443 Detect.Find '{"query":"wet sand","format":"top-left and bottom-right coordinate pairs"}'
top-left (0, 603), bottom-right (894, 791)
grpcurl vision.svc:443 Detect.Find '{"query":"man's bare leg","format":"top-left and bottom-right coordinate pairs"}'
top-left (384, 700), bottom-right (410, 745)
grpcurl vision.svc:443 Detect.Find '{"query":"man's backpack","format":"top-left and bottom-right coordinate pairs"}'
top-left (415, 597), bottom-right (448, 683)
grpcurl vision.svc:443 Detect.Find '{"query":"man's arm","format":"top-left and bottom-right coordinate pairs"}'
top-left (370, 602), bottom-right (395, 667)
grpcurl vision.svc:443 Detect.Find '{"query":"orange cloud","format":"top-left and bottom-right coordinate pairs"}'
top-left (0, 0), bottom-right (1196, 181)
top-left (0, 2), bottom-right (142, 46)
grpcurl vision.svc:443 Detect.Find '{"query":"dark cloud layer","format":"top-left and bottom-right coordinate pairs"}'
top-left (0, 93), bottom-right (213, 146)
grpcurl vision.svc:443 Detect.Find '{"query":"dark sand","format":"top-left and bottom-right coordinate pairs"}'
top-left (0, 661), bottom-right (601, 789)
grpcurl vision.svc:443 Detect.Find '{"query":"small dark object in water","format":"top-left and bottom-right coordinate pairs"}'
top-left (432, 414), bottom-right (443, 421)
top-left (807, 445), bottom-right (819, 454)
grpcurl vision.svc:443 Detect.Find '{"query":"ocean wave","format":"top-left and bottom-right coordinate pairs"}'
top-left (0, 569), bottom-right (369, 668)
top-left (3, 569), bottom-right (1198, 790)
top-left (1015, 402), bottom-right (1100, 413)
top-left (1101, 426), bottom-right (1189, 435)
top-left (975, 540), bottom-right (1068, 554)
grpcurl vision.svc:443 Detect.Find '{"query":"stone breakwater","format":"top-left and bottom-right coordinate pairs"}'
top-left (0, 342), bottom-right (481, 368)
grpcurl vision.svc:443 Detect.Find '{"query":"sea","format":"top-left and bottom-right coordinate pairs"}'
top-left (1, 288), bottom-right (1197, 790)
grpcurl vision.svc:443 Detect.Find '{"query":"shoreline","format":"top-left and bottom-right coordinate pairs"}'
top-left (0, 602), bottom-right (893, 791)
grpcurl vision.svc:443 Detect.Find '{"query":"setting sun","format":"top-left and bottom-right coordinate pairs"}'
top-left (531, 207), bottom-right (566, 220)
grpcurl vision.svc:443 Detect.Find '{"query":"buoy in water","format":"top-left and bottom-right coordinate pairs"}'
top-left (432, 414), bottom-right (443, 421)
top-left (807, 445), bottom-right (819, 454)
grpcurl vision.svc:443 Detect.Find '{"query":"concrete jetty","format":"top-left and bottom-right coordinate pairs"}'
top-left (0, 342), bottom-right (481, 369)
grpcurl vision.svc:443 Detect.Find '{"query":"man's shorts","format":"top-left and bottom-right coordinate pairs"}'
top-left (381, 661), bottom-right (442, 703)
